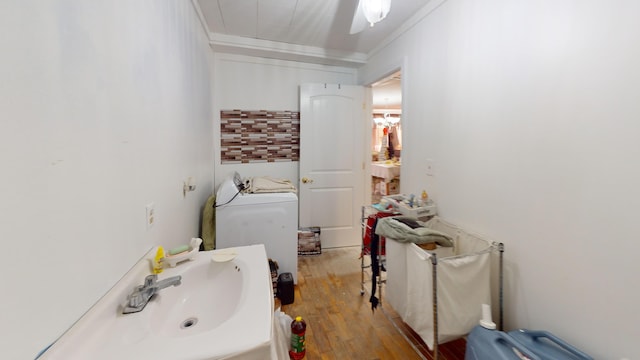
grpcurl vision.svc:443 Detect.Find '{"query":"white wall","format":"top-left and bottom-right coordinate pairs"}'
top-left (0, 1), bottom-right (213, 358)
top-left (212, 53), bottom-right (357, 187)
top-left (360, 0), bottom-right (639, 358)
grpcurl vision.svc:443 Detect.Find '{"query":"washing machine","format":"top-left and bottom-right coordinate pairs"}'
top-left (215, 172), bottom-right (298, 284)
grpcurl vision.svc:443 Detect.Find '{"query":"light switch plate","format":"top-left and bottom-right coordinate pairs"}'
top-left (426, 159), bottom-right (435, 176)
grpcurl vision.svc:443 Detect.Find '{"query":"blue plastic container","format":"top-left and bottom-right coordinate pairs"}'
top-left (465, 326), bottom-right (542, 360)
top-left (508, 329), bottom-right (593, 360)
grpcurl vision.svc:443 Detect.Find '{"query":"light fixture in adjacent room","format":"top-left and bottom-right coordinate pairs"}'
top-left (373, 113), bottom-right (400, 127)
top-left (373, 117), bottom-right (386, 126)
top-left (362, 0), bottom-right (391, 27)
top-left (385, 113), bottom-right (400, 125)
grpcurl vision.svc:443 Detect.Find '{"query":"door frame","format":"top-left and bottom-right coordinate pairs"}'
top-left (362, 57), bottom-right (408, 204)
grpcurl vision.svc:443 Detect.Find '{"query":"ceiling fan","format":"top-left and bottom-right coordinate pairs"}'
top-left (350, 0), bottom-right (392, 34)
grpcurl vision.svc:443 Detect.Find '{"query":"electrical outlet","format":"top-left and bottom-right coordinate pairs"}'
top-left (145, 203), bottom-right (155, 230)
top-left (183, 177), bottom-right (197, 197)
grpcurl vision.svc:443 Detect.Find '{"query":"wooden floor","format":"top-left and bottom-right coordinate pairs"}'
top-left (277, 247), bottom-right (466, 360)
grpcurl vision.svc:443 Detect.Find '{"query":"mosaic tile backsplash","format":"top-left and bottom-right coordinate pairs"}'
top-left (220, 110), bottom-right (300, 163)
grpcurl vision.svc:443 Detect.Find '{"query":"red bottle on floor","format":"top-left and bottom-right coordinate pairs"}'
top-left (289, 316), bottom-right (306, 359)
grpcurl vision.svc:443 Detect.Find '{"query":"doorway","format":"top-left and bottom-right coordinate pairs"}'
top-left (370, 70), bottom-right (402, 204)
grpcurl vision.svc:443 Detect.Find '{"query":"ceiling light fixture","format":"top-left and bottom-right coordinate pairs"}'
top-left (362, 0), bottom-right (391, 27)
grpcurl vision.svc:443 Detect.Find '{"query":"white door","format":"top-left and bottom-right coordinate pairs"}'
top-left (299, 83), bottom-right (366, 248)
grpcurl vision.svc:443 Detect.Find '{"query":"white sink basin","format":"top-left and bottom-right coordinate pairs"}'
top-left (41, 244), bottom-right (274, 360)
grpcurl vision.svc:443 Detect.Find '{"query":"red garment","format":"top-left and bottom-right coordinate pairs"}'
top-left (362, 212), bottom-right (395, 256)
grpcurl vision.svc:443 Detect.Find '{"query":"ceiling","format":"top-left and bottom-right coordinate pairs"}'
top-left (194, 0), bottom-right (433, 68)
top-left (372, 71), bottom-right (401, 111)
top-left (193, 1), bottom-right (415, 110)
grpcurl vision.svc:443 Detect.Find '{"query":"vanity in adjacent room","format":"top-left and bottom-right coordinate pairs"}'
top-left (371, 160), bottom-right (401, 202)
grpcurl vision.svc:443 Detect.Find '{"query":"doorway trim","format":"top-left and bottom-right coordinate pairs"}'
top-left (363, 56), bottom-right (409, 205)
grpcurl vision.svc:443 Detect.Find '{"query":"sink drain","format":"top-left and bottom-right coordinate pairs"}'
top-left (181, 317), bottom-right (198, 329)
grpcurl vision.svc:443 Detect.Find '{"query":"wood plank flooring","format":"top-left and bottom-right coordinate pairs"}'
top-left (276, 247), bottom-right (466, 360)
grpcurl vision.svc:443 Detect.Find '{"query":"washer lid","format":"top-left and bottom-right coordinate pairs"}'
top-left (218, 191), bottom-right (297, 207)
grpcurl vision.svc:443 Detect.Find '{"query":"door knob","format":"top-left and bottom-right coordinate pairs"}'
top-left (301, 177), bottom-right (314, 184)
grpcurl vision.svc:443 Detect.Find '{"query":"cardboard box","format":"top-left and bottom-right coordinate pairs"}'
top-left (298, 227), bottom-right (321, 255)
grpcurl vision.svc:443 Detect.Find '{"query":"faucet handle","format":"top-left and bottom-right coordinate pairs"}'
top-left (123, 274), bottom-right (180, 314)
top-left (144, 274), bottom-right (157, 287)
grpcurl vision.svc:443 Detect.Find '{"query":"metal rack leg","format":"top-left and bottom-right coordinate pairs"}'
top-left (360, 206), bottom-right (365, 296)
top-left (378, 255), bottom-right (383, 305)
top-left (431, 254), bottom-right (439, 360)
top-left (499, 242), bottom-right (505, 331)
top-left (360, 253), bottom-right (365, 295)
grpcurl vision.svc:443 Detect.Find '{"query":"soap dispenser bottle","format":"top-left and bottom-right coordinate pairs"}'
top-left (153, 246), bottom-right (165, 274)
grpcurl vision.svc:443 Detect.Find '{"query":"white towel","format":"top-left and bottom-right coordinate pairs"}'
top-left (246, 176), bottom-right (297, 193)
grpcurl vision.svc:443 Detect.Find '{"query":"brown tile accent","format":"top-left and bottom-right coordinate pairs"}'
top-left (220, 110), bottom-right (300, 163)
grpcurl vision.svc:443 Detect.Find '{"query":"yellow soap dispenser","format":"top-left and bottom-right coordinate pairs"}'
top-left (153, 246), bottom-right (165, 274)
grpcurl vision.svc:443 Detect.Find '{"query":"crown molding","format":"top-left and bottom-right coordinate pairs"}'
top-left (209, 33), bottom-right (368, 68)
top-left (189, 0), bottom-right (445, 68)
top-left (190, 0), bottom-right (213, 41)
top-left (368, 0), bottom-right (447, 58)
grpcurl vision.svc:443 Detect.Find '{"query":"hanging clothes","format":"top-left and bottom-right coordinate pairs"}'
top-left (362, 211), bottom-right (395, 311)
top-left (388, 125), bottom-right (401, 153)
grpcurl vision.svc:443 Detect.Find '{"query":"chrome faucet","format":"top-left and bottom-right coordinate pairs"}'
top-left (122, 274), bottom-right (182, 314)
